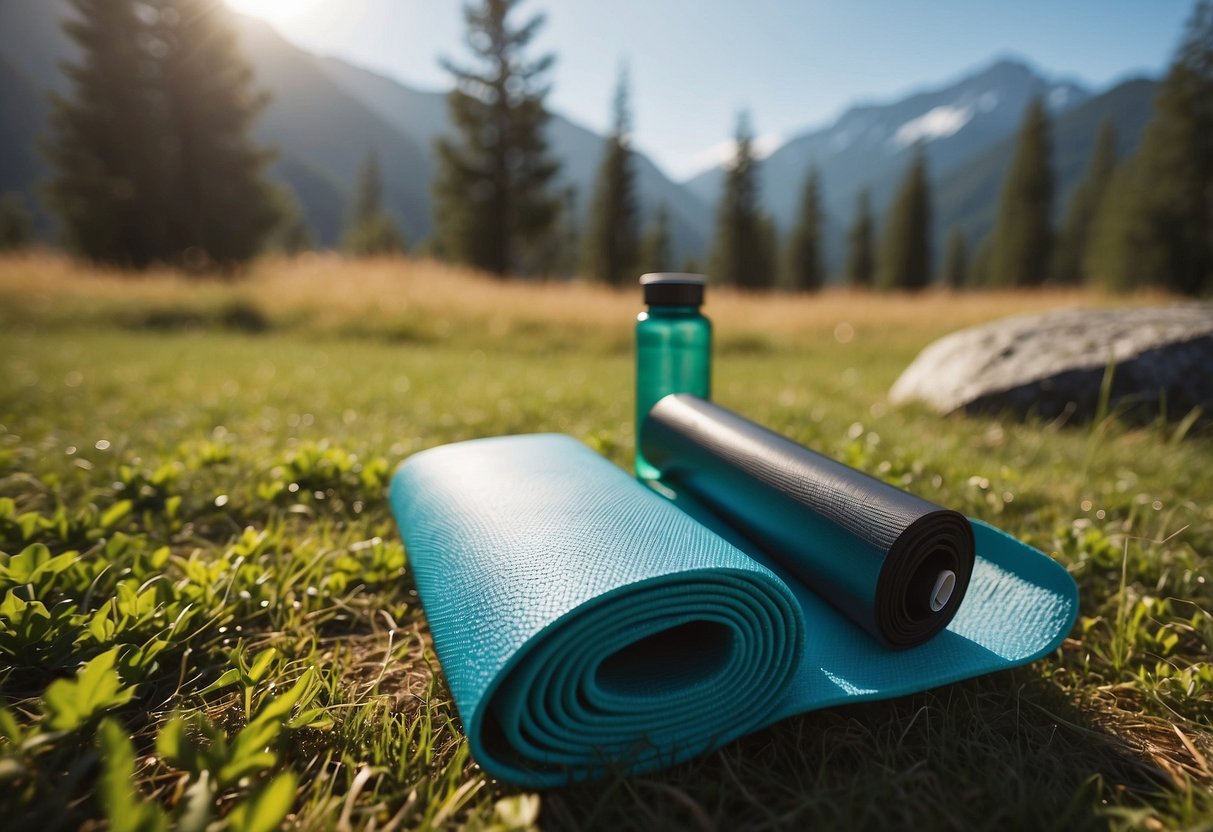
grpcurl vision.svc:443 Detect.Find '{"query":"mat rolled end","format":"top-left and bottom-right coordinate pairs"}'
top-left (876, 510), bottom-right (975, 648)
top-left (468, 569), bottom-right (804, 786)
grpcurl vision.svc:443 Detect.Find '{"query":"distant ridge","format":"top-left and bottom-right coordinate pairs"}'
top-left (0, 0), bottom-right (1157, 271)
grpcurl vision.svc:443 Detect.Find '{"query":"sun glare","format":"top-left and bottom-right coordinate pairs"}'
top-left (225, 0), bottom-right (327, 24)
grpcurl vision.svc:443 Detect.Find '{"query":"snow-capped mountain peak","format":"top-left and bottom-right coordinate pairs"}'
top-left (892, 103), bottom-right (976, 148)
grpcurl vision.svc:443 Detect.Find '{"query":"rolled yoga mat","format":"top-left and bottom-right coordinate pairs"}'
top-left (389, 431), bottom-right (1078, 787)
top-left (641, 394), bottom-right (974, 649)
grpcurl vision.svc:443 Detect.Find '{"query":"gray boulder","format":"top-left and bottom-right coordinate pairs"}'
top-left (889, 305), bottom-right (1213, 422)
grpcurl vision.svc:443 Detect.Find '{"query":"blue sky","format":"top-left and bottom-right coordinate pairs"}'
top-left (226, 0), bottom-right (1196, 180)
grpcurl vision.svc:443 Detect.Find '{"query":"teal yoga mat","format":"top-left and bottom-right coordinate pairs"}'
top-left (389, 433), bottom-right (1078, 787)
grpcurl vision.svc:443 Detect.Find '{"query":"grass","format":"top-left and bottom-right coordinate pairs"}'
top-left (0, 252), bottom-right (1210, 831)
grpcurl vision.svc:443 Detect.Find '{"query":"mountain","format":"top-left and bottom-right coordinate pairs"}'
top-left (232, 17), bottom-right (433, 245)
top-left (0, 56), bottom-right (47, 198)
top-left (685, 58), bottom-right (1100, 270)
top-left (935, 77), bottom-right (1158, 249)
top-left (0, 0), bottom-right (709, 259)
top-left (0, 0), bottom-right (1160, 277)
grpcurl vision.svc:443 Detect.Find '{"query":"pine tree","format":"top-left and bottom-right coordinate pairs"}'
top-left (970, 234), bottom-right (994, 288)
top-left (549, 186), bottom-right (580, 277)
top-left (877, 147), bottom-right (932, 291)
top-left (757, 214), bottom-right (778, 288)
top-left (1087, 2), bottom-right (1213, 295)
top-left (155, 0), bottom-right (279, 266)
top-left (269, 189), bottom-right (313, 255)
top-left (583, 69), bottom-right (639, 285)
top-left (433, 0), bottom-right (561, 276)
top-left (44, 0), bottom-right (168, 267)
top-left (940, 227), bottom-right (968, 289)
top-left (344, 150), bottom-right (406, 256)
top-left (1052, 120), bottom-right (1116, 285)
top-left (45, 0), bottom-right (279, 269)
top-left (784, 166), bottom-right (825, 291)
top-left (711, 112), bottom-right (774, 288)
top-left (353, 150), bottom-right (386, 229)
top-left (277, 212), bottom-right (313, 256)
top-left (990, 96), bottom-right (1054, 287)
top-left (638, 203), bottom-right (672, 275)
top-left (0, 193), bottom-right (34, 251)
top-left (845, 188), bottom-right (875, 288)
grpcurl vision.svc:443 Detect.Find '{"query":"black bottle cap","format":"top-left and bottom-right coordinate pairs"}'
top-left (640, 273), bottom-right (707, 306)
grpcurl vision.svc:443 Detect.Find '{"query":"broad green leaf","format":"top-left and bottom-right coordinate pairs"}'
top-left (0, 706), bottom-right (23, 745)
top-left (155, 716), bottom-right (187, 765)
top-left (217, 750), bottom-right (278, 786)
top-left (157, 714), bottom-right (226, 776)
top-left (98, 718), bottom-right (167, 832)
top-left (285, 708), bottom-right (334, 731)
top-left (177, 769), bottom-right (214, 832)
top-left (227, 772), bottom-right (297, 832)
top-left (196, 667), bottom-right (242, 697)
top-left (86, 607), bottom-right (116, 644)
top-left (230, 715), bottom-right (282, 760)
top-left (250, 668), bottom-right (316, 726)
top-left (44, 647), bottom-right (136, 731)
top-left (99, 499), bottom-right (133, 530)
top-left (247, 647), bottom-right (279, 683)
top-left (150, 545), bottom-right (171, 569)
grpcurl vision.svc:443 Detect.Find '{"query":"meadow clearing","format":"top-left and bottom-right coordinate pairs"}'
top-left (0, 253), bottom-right (1210, 830)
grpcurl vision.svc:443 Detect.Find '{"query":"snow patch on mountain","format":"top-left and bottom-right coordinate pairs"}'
top-left (677, 132), bottom-right (785, 178)
top-left (1048, 85), bottom-right (1075, 109)
top-left (891, 103), bottom-right (975, 147)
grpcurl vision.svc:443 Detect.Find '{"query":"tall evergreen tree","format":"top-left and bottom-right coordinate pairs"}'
top-left (757, 215), bottom-right (778, 288)
top-left (1087, 1), bottom-right (1213, 295)
top-left (989, 96), bottom-right (1054, 287)
top-left (44, 0), bottom-right (167, 267)
top-left (940, 227), bottom-right (968, 289)
top-left (1052, 120), bottom-right (1117, 285)
top-left (268, 189), bottom-right (313, 255)
top-left (353, 150), bottom-right (386, 228)
top-left (548, 186), bottom-right (581, 277)
top-left (784, 165), bottom-right (825, 291)
top-left (0, 193), bottom-right (34, 251)
top-left (877, 147), bottom-right (932, 291)
top-left (155, 0), bottom-right (279, 266)
top-left (583, 69), bottom-right (639, 285)
top-left (638, 203), bottom-right (672, 275)
top-left (344, 150), bottom-right (406, 256)
top-left (277, 210), bottom-right (313, 256)
top-left (45, 0), bottom-right (278, 268)
top-left (845, 188), bottom-right (875, 288)
top-left (711, 112), bottom-right (774, 288)
top-left (970, 234), bottom-right (994, 288)
top-left (433, 0), bottom-right (561, 276)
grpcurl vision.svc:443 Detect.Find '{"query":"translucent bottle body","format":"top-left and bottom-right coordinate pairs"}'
top-left (635, 304), bottom-right (711, 479)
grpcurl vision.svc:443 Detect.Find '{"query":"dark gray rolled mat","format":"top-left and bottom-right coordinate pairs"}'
top-left (641, 394), bottom-right (975, 648)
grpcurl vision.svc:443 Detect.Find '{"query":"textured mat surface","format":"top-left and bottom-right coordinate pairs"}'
top-left (643, 394), bottom-right (976, 648)
top-left (389, 433), bottom-right (1078, 786)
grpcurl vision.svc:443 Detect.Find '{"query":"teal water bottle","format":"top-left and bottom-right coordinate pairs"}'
top-left (635, 273), bottom-right (711, 480)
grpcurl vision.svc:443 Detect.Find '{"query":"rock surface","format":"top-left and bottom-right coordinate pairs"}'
top-left (889, 305), bottom-right (1213, 422)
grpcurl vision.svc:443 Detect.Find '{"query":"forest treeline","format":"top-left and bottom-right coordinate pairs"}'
top-left (0, 0), bottom-right (1209, 295)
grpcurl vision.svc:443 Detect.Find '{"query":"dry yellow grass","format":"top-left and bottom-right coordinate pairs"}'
top-left (0, 251), bottom-right (1173, 345)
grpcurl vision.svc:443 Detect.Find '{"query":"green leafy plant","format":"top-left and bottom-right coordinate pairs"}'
top-left (43, 648), bottom-right (135, 732)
